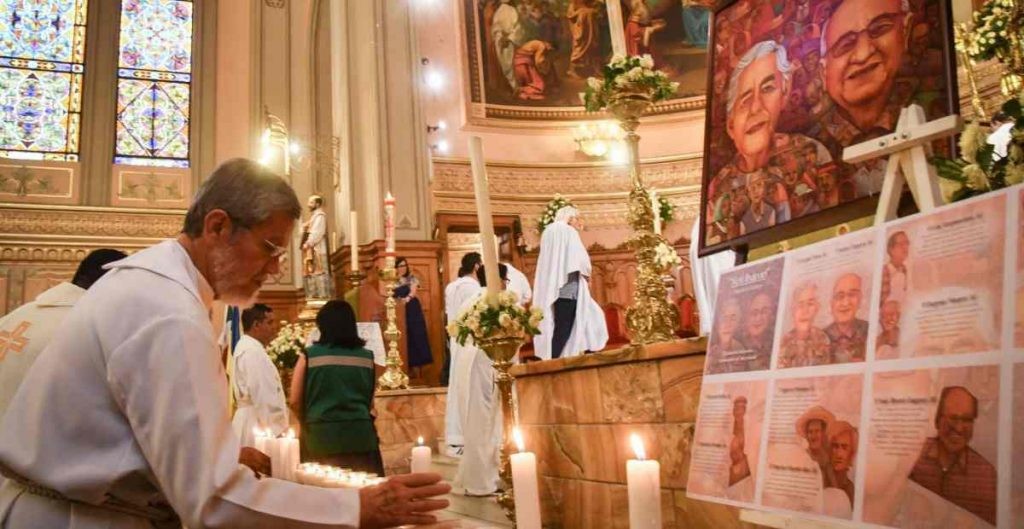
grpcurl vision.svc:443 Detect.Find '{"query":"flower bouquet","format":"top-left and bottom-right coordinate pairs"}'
top-left (268, 321), bottom-right (306, 371)
top-left (446, 291), bottom-right (543, 347)
top-left (653, 241), bottom-right (682, 273)
top-left (582, 54), bottom-right (679, 113)
top-left (657, 195), bottom-right (676, 225)
top-left (537, 194), bottom-right (576, 234)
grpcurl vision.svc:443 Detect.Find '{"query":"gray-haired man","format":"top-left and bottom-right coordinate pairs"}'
top-left (0, 158), bottom-right (449, 528)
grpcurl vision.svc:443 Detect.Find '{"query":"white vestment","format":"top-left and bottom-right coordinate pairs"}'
top-left (0, 240), bottom-right (359, 528)
top-left (443, 275), bottom-right (481, 447)
top-left (503, 262), bottom-right (532, 305)
top-left (0, 282), bottom-right (84, 418)
top-left (491, 3), bottom-right (522, 89)
top-left (689, 218), bottom-right (735, 335)
top-left (452, 291), bottom-right (502, 495)
top-left (532, 220), bottom-right (608, 360)
top-left (231, 334), bottom-right (289, 447)
top-left (306, 209), bottom-right (328, 256)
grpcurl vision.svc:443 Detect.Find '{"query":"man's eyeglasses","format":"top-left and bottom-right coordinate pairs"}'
top-left (826, 12), bottom-right (905, 59)
top-left (262, 239), bottom-right (288, 261)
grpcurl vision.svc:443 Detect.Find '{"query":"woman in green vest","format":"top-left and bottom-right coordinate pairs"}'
top-left (289, 300), bottom-right (384, 474)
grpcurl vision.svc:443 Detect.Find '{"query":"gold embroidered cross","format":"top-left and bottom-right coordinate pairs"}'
top-left (0, 321), bottom-right (31, 361)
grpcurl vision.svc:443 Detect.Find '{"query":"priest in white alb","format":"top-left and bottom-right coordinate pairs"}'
top-left (442, 251), bottom-right (482, 456)
top-left (0, 158), bottom-right (448, 528)
top-left (231, 303), bottom-right (290, 447)
top-left (532, 206), bottom-right (608, 359)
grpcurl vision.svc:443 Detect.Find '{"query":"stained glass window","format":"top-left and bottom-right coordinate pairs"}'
top-left (114, 0), bottom-right (192, 168)
top-left (0, 0), bottom-right (89, 161)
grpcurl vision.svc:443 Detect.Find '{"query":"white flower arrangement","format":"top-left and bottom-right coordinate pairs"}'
top-left (959, 0), bottom-right (1021, 65)
top-left (267, 321), bottom-right (306, 370)
top-left (537, 194), bottom-right (575, 234)
top-left (653, 241), bottom-right (682, 273)
top-left (582, 54), bottom-right (679, 112)
top-left (446, 290), bottom-right (543, 346)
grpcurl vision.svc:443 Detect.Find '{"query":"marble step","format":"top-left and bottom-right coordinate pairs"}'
top-left (429, 454), bottom-right (513, 528)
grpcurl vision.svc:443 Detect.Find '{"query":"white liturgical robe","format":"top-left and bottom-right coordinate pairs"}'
top-left (0, 240), bottom-right (359, 528)
top-left (502, 262), bottom-right (532, 305)
top-left (231, 334), bottom-right (290, 447)
top-left (443, 274), bottom-right (481, 447)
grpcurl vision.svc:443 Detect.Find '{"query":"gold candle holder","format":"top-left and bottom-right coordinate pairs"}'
top-left (607, 90), bottom-right (679, 344)
top-left (376, 266), bottom-right (409, 391)
top-left (344, 270), bottom-right (366, 293)
top-left (476, 334), bottom-right (525, 523)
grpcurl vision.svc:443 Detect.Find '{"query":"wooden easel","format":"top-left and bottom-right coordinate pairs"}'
top-left (736, 105), bottom-right (961, 529)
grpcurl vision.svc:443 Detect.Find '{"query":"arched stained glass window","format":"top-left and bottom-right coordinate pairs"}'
top-left (114, 0), bottom-right (192, 168)
top-left (0, 0), bottom-right (89, 161)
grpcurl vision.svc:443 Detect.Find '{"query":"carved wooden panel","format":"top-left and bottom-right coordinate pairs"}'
top-left (0, 162), bottom-right (78, 205)
top-left (111, 166), bottom-right (191, 208)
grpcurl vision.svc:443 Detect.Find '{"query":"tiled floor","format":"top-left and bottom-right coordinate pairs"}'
top-left (414, 455), bottom-right (513, 529)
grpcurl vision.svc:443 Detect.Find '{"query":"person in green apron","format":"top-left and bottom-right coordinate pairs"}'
top-left (290, 300), bottom-right (384, 474)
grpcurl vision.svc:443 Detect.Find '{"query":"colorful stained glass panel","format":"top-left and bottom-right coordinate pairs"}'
top-left (115, 0), bottom-right (192, 168)
top-left (0, 0), bottom-right (88, 161)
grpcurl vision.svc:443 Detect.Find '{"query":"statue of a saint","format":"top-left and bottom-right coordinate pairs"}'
top-left (301, 195), bottom-right (334, 299)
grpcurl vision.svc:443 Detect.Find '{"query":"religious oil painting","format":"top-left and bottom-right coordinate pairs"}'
top-left (462, 0), bottom-right (711, 121)
top-left (705, 258), bottom-right (783, 374)
top-left (863, 365), bottom-right (1000, 529)
top-left (775, 228), bottom-right (875, 369)
top-left (761, 373), bottom-right (862, 519)
top-left (699, 0), bottom-right (958, 255)
top-left (877, 192), bottom-right (1004, 360)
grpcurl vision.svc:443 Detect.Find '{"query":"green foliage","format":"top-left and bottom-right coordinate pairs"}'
top-left (582, 55), bottom-right (679, 112)
top-left (537, 194), bottom-right (576, 234)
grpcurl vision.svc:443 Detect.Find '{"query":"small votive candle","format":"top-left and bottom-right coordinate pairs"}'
top-left (411, 436), bottom-right (432, 474)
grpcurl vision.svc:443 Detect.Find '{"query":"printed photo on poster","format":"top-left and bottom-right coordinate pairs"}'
top-left (876, 193), bottom-right (1005, 359)
top-left (706, 258), bottom-right (785, 374)
top-left (762, 374), bottom-right (863, 519)
top-left (776, 229), bottom-right (875, 369)
top-left (688, 379), bottom-right (768, 503)
top-left (699, 0), bottom-right (957, 254)
top-left (863, 365), bottom-right (999, 528)
top-left (463, 0), bottom-right (709, 121)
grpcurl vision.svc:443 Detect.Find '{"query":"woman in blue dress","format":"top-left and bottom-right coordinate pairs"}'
top-left (394, 257), bottom-right (433, 378)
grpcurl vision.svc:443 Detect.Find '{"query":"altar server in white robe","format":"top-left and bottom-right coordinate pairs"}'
top-left (688, 217), bottom-right (736, 334)
top-left (503, 261), bottom-right (532, 304)
top-left (532, 206), bottom-right (607, 359)
top-left (453, 264), bottom-right (509, 496)
top-left (443, 252), bottom-right (482, 455)
top-left (231, 303), bottom-right (289, 448)
top-left (0, 158), bottom-right (448, 529)
top-left (0, 248), bottom-right (125, 418)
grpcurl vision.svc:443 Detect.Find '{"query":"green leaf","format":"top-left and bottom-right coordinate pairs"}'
top-left (1003, 97), bottom-right (1022, 118)
top-left (976, 143), bottom-right (996, 168)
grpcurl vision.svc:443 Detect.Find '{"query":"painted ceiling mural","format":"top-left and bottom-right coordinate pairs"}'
top-left (463, 0), bottom-right (711, 121)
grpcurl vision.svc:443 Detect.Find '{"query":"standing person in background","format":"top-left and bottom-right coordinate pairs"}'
top-left (503, 260), bottom-right (533, 304)
top-left (532, 206), bottom-right (608, 359)
top-left (290, 300), bottom-right (384, 475)
top-left (443, 252), bottom-right (482, 457)
top-left (394, 257), bottom-right (433, 378)
top-left (231, 303), bottom-right (289, 448)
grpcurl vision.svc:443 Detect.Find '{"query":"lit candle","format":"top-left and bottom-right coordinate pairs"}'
top-left (268, 434), bottom-right (284, 479)
top-left (281, 428), bottom-right (300, 482)
top-left (411, 436), bottom-right (432, 474)
top-left (349, 210), bottom-right (359, 271)
top-left (510, 428), bottom-right (542, 529)
top-left (650, 190), bottom-right (661, 235)
top-left (384, 192), bottom-right (396, 269)
top-left (605, 0), bottom-right (627, 57)
top-left (253, 427), bottom-right (268, 455)
top-left (467, 136), bottom-right (502, 299)
top-left (627, 434), bottom-right (661, 529)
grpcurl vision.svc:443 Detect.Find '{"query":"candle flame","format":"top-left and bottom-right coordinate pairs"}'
top-left (417, 436), bottom-right (424, 446)
top-left (286, 428), bottom-right (295, 439)
top-left (513, 427), bottom-right (525, 453)
top-left (630, 433), bottom-right (646, 461)
top-left (252, 427), bottom-right (262, 438)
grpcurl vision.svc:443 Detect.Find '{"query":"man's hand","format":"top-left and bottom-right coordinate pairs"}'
top-left (238, 447), bottom-right (271, 477)
top-left (359, 473), bottom-right (451, 528)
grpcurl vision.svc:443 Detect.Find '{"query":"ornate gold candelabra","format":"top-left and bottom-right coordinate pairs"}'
top-left (376, 266), bottom-right (409, 391)
top-left (343, 270), bottom-right (366, 292)
top-left (476, 334), bottom-right (525, 523)
top-left (608, 91), bottom-right (678, 344)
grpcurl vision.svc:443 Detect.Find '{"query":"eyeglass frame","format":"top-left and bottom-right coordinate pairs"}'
top-left (823, 11), bottom-right (910, 60)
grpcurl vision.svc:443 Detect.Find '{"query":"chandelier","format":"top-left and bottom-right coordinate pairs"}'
top-left (572, 121), bottom-right (625, 159)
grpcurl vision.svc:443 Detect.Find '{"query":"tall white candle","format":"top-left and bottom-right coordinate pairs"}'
top-left (384, 192), bottom-right (396, 269)
top-left (511, 428), bottom-right (542, 529)
top-left (467, 136), bottom-right (502, 298)
top-left (605, 0), bottom-right (627, 57)
top-left (281, 428), bottom-right (300, 482)
top-left (253, 427), bottom-right (268, 454)
top-left (269, 436), bottom-right (284, 479)
top-left (626, 434), bottom-right (661, 529)
top-left (649, 190), bottom-right (661, 235)
top-left (349, 210), bottom-right (359, 271)
top-left (411, 436), bottom-right (432, 474)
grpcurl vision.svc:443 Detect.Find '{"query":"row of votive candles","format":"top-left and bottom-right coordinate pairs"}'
top-left (295, 463), bottom-right (386, 488)
top-left (253, 428), bottom-right (300, 481)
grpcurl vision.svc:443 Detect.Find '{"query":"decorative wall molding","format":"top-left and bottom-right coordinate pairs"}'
top-left (111, 166), bottom-right (191, 208)
top-left (0, 204), bottom-right (183, 241)
top-left (0, 162), bottom-right (78, 205)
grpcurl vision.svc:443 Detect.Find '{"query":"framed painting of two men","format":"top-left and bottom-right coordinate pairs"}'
top-left (699, 0), bottom-right (959, 256)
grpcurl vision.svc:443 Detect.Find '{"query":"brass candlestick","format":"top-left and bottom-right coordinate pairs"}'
top-left (608, 90), bottom-right (679, 344)
top-left (476, 334), bottom-right (525, 523)
top-left (344, 270), bottom-right (366, 293)
top-left (376, 266), bottom-right (409, 391)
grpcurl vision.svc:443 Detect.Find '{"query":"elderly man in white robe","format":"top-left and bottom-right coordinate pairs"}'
top-left (443, 252), bottom-right (482, 457)
top-left (503, 261), bottom-right (532, 305)
top-left (0, 158), bottom-right (448, 528)
top-left (532, 206), bottom-right (608, 359)
top-left (231, 303), bottom-right (290, 447)
top-left (452, 264), bottom-right (509, 496)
